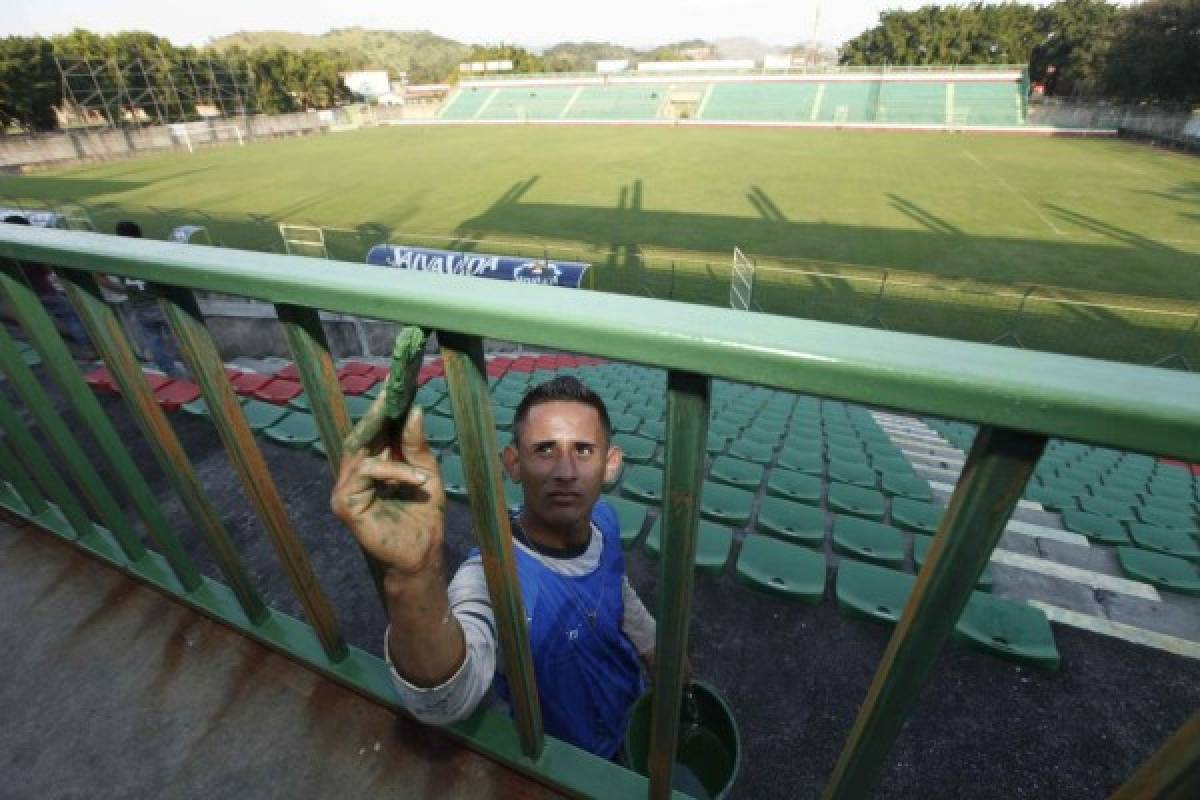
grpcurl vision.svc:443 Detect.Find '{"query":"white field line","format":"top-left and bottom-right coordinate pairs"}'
top-left (990, 550), bottom-right (1160, 601)
top-left (1028, 600), bottom-right (1200, 659)
top-left (961, 149), bottom-right (1067, 236)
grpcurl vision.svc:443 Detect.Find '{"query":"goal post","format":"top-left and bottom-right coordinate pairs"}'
top-left (170, 122), bottom-right (245, 153)
top-left (278, 224), bottom-right (329, 258)
top-left (730, 246), bottom-right (755, 311)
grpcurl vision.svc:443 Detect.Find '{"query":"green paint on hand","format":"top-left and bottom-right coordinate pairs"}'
top-left (385, 327), bottom-right (427, 423)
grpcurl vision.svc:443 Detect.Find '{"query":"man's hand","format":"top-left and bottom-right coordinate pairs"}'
top-left (331, 392), bottom-right (446, 577)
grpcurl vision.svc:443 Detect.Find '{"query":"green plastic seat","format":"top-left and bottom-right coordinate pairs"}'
top-left (438, 454), bottom-right (469, 501)
top-left (1024, 484), bottom-right (1077, 511)
top-left (708, 456), bottom-right (765, 490)
top-left (954, 593), bottom-right (1060, 670)
top-left (1077, 495), bottom-right (1138, 522)
top-left (1060, 509), bottom-right (1130, 545)
top-left (503, 479), bottom-right (523, 513)
top-left (603, 496), bottom-right (649, 550)
top-left (1116, 547), bottom-right (1200, 596)
top-left (611, 412), bottom-right (641, 434)
top-left (288, 393), bottom-right (310, 411)
top-left (345, 395), bottom-right (373, 421)
top-left (706, 433), bottom-right (729, 455)
top-left (744, 429), bottom-right (782, 448)
top-left (263, 412), bottom-right (320, 447)
top-left (777, 448), bottom-right (822, 475)
top-left (18, 342), bottom-right (42, 367)
top-left (242, 399), bottom-right (288, 431)
top-left (827, 483), bottom-right (886, 521)
top-left (491, 406), bottom-right (516, 430)
top-left (622, 466), bottom-right (664, 505)
top-left (827, 444), bottom-right (867, 466)
top-left (1129, 524), bottom-right (1200, 561)
top-left (709, 419), bottom-right (742, 437)
top-left (891, 498), bottom-right (944, 534)
top-left (614, 434), bottom-right (657, 465)
top-left (828, 460), bottom-right (877, 489)
top-left (643, 519), bottom-right (733, 574)
top-left (881, 473), bottom-right (933, 502)
top-left (700, 481), bottom-right (755, 527)
top-left (755, 496), bottom-right (825, 545)
top-left (832, 515), bottom-right (905, 567)
top-left (912, 534), bottom-right (994, 590)
top-left (423, 414), bottom-right (457, 447)
top-left (728, 438), bottom-right (774, 465)
top-left (835, 559), bottom-right (914, 624)
top-left (181, 397), bottom-right (211, 417)
top-left (1137, 505), bottom-right (1197, 531)
top-left (766, 469), bottom-right (822, 506)
top-left (735, 534), bottom-right (827, 603)
top-left (641, 419), bottom-right (666, 441)
top-left (429, 395), bottom-right (456, 418)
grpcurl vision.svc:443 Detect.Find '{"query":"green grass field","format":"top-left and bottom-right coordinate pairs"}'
top-left (4, 125), bottom-right (1198, 365)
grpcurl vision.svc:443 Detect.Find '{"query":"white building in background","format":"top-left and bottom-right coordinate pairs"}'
top-left (341, 70), bottom-right (391, 99)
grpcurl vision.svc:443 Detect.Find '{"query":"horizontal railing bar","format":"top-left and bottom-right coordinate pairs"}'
top-left (3, 228), bottom-right (1197, 461)
top-left (57, 267), bottom-right (268, 623)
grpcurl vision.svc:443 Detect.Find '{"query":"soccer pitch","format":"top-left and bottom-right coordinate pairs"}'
top-left (4, 125), bottom-right (1199, 363)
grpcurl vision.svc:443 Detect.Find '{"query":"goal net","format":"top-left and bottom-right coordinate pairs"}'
top-left (730, 246), bottom-right (755, 311)
top-left (278, 224), bottom-right (329, 258)
top-left (170, 123), bottom-right (245, 153)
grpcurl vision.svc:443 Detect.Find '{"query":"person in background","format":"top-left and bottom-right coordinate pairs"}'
top-left (105, 220), bottom-right (187, 377)
top-left (2, 214), bottom-right (91, 354)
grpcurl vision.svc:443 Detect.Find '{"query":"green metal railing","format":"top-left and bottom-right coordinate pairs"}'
top-left (1, 225), bottom-right (1198, 798)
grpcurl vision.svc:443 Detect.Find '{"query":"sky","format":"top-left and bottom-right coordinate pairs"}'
top-left (1, 1), bottom-right (1099, 50)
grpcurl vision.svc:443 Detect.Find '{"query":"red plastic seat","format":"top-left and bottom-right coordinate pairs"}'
top-left (338, 361), bottom-right (374, 377)
top-left (142, 371), bottom-right (173, 391)
top-left (487, 361), bottom-right (509, 377)
top-left (273, 363), bottom-right (300, 381)
top-left (85, 366), bottom-right (118, 394)
top-left (155, 380), bottom-right (200, 412)
top-left (254, 378), bottom-right (303, 404)
top-left (231, 372), bottom-right (273, 396)
top-left (339, 373), bottom-right (379, 396)
top-left (365, 365), bottom-right (390, 382)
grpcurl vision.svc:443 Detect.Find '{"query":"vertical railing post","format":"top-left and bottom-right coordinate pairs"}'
top-left (274, 302), bottom-right (389, 607)
top-left (648, 370), bottom-right (711, 800)
top-left (156, 284), bottom-right (348, 661)
top-left (56, 267), bottom-right (268, 623)
top-left (0, 324), bottom-right (147, 563)
top-left (824, 426), bottom-right (1046, 799)
top-left (1110, 709), bottom-right (1200, 800)
top-left (0, 389), bottom-right (102, 544)
top-left (439, 330), bottom-right (544, 759)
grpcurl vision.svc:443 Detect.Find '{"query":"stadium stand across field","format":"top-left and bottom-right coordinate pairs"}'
top-left (431, 67), bottom-right (1077, 132)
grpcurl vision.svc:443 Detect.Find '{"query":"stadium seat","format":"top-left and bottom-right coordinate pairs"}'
top-left (1059, 509), bottom-right (1130, 546)
top-left (755, 496), bottom-right (825, 545)
top-left (832, 515), bottom-right (905, 568)
top-left (154, 380), bottom-right (200, 412)
top-left (777, 448), bottom-right (823, 475)
top-left (954, 593), bottom-right (1061, 669)
top-left (241, 399), bottom-right (288, 431)
top-left (263, 412), bottom-right (320, 448)
top-left (423, 415), bottom-right (456, 447)
top-left (288, 393), bottom-right (310, 411)
top-left (231, 372), bottom-right (273, 396)
top-left (890, 498), bottom-right (944, 535)
top-left (1115, 547), bottom-right (1200, 596)
top-left (603, 496), bottom-right (649, 550)
top-left (742, 427), bottom-right (782, 446)
top-left (706, 433), bottom-right (729, 455)
top-left (614, 434), bottom-right (657, 465)
top-left (84, 366), bottom-right (118, 394)
top-left (1077, 495), bottom-right (1139, 522)
top-left (438, 454), bottom-right (469, 501)
top-left (912, 534), bottom-right (994, 590)
top-left (643, 519), bottom-right (733, 574)
top-left (728, 438), bottom-right (774, 465)
top-left (735, 534), bottom-right (827, 603)
top-left (1023, 484), bottom-right (1077, 512)
top-left (345, 395), bottom-right (373, 421)
top-left (881, 472), bottom-right (934, 502)
top-left (1137, 505), bottom-right (1197, 531)
top-left (338, 373), bottom-right (379, 396)
top-left (622, 465), bottom-right (664, 505)
top-left (1128, 524), bottom-right (1200, 561)
top-left (827, 483), bottom-right (886, 521)
top-left (700, 481), bottom-right (755, 527)
top-left (835, 559), bottom-right (914, 624)
top-left (492, 406), bottom-right (516, 430)
top-left (708, 456), bottom-right (765, 490)
top-left (710, 419), bottom-right (742, 437)
top-left (828, 461), bottom-right (877, 489)
top-left (766, 469), bottom-right (822, 506)
top-left (181, 397), bottom-right (210, 417)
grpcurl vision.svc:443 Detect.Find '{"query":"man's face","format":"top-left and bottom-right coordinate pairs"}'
top-left (503, 401), bottom-right (622, 533)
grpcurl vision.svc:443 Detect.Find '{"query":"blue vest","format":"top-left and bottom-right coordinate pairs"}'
top-left (479, 501), bottom-right (647, 758)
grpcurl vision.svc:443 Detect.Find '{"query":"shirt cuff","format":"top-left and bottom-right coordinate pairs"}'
top-left (383, 624), bottom-right (471, 694)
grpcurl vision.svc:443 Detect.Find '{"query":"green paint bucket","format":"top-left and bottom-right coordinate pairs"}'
top-left (623, 681), bottom-right (741, 799)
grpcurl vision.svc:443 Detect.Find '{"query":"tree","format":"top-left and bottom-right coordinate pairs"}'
top-left (1102, 0), bottom-right (1200, 104)
top-left (0, 37), bottom-right (61, 132)
top-left (1029, 0), bottom-right (1121, 96)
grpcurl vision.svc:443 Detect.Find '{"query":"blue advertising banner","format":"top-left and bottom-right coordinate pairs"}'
top-left (366, 244), bottom-right (590, 289)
